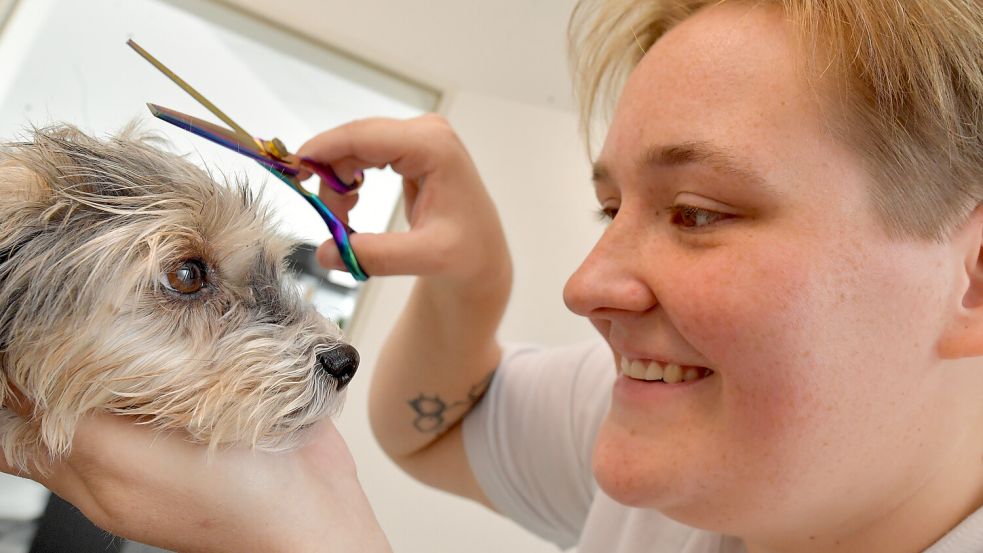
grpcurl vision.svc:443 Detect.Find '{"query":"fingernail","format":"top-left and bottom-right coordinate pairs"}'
top-left (301, 157), bottom-right (362, 188)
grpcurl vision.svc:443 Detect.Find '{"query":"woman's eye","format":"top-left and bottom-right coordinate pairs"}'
top-left (595, 206), bottom-right (619, 222)
top-left (669, 205), bottom-right (731, 229)
top-left (161, 260), bottom-right (207, 295)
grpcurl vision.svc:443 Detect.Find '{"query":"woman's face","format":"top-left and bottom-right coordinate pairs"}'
top-left (563, 2), bottom-right (981, 545)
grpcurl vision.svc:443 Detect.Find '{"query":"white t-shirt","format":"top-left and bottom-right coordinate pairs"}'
top-left (461, 340), bottom-right (983, 553)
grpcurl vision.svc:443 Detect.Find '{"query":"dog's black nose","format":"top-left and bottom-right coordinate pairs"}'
top-left (316, 344), bottom-right (359, 390)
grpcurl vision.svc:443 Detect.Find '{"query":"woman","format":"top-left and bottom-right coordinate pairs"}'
top-left (317, 1), bottom-right (983, 551)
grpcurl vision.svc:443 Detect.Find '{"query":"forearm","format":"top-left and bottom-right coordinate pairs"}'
top-left (369, 262), bottom-right (511, 459)
top-left (299, 114), bottom-right (513, 465)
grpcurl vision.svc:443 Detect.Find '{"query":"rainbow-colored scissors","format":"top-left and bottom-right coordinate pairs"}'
top-left (127, 39), bottom-right (368, 281)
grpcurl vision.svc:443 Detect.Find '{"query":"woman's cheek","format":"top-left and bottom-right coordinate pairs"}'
top-left (667, 242), bottom-right (834, 431)
top-left (667, 240), bottom-right (815, 367)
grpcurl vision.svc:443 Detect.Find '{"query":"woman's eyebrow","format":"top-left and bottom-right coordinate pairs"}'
top-left (591, 141), bottom-right (771, 189)
top-left (646, 141), bottom-right (770, 188)
top-left (591, 162), bottom-right (612, 185)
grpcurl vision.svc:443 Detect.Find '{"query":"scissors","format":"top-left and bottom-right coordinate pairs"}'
top-left (126, 39), bottom-right (369, 281)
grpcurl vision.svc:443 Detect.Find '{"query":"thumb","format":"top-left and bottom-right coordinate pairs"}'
top-left (316, 229), bottom-right (448, 278)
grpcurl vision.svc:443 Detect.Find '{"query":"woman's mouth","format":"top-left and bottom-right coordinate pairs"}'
top-left (619, 357), bottom-right (714, 383)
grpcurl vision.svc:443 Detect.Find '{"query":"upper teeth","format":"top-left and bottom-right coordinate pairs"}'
top-left (620, 358), bottom-right (703, 383)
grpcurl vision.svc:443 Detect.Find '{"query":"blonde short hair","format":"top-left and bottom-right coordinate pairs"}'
top-left (569, 0), bottom-right (983, 241)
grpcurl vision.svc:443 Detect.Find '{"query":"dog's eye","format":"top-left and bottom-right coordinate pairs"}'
top-left (162, 260), bottom-right (207, 295)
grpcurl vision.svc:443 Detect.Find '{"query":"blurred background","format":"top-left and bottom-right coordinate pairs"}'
top-left (0, 0), bottom-right (602, 551)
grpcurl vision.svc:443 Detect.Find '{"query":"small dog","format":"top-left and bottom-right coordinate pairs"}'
top-left (0, 125), bottom-right (358, 471)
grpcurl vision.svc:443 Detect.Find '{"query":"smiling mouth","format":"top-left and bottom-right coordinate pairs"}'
top-left (619, 357), bottom-right (714, 383)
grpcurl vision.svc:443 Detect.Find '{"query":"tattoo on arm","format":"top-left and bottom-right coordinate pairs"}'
top-left (408, 371), bottom-right (495, 433)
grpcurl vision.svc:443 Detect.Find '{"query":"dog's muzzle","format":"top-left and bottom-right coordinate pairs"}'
top-left (316, 344), bottom-right (359, 390)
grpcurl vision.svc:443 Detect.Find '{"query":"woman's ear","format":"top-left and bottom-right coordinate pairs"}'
top-left (938, 206), bottom-right (983, 359)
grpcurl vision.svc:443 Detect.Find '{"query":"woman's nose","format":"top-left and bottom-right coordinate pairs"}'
top-left (563, 223), bottom-right (658, 318)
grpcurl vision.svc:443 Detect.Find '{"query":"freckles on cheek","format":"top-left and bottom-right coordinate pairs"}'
top-left (673, 249), bottom-right (815, 368)
top-left (672, 250), bottom-right (835, 433)
top-left (727, 357), bottom-right (833, 441)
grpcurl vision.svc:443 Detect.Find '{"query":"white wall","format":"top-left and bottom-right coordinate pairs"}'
top-left (338, 90), bottom-right (603, 553)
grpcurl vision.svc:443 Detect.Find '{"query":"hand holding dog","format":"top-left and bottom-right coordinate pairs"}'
top-left (0, 393), bottom-right (391, 553)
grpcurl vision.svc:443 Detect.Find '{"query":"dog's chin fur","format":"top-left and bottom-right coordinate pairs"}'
top-left (0, 124), bottom-right (349, 472)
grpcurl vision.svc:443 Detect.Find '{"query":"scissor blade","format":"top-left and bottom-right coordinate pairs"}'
top-left (127, 39), bottom-right (258, 149)
top-left (147, 104), bottom-right (299, 176)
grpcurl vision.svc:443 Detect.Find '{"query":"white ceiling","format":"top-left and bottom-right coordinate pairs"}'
top-left (218, 0), bottom-right (580, 112)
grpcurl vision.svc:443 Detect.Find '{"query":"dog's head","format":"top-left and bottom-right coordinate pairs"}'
top-left (0, 125), bottom-right (356, 469)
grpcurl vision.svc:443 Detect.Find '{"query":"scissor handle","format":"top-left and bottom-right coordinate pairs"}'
top-left (300, 158), bottom-right (362, 196)
top-left (264, 168), bottom-right (368, 281)
top-left (303, 193), bottom-right (369, 282)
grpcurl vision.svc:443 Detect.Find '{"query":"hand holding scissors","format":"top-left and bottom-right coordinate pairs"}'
top-left (127, 39), bottom-right (369, 281)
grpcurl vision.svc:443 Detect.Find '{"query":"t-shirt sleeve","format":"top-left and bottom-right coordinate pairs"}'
top-left (461, 340), bottom-right (615, 548)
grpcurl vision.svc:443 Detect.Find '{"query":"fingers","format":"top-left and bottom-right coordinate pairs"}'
top-left (302, 114), bottom-right (499, 282)
top-left (296, 156), bottom-right (370, 186)
top-left (316, 227), bottom-right (451, 277)
top-left (297, 114), bottom-right (457, 182)
top-left (327, 158), bottom-right (371, 187)
top-left (319, 190), bottom-right (359, 227)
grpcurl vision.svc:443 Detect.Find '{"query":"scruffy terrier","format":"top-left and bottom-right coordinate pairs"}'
top-left (0, 125), bottom-right (359, 471)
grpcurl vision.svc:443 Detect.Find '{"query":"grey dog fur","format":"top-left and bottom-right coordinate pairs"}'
top-left (0, 124), bottom-right (347, 471)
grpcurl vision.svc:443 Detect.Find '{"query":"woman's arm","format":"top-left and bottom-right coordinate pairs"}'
top-left (298, 115), bottom-right (511, 506)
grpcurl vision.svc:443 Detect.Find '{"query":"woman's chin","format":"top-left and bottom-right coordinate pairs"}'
top-left (591, 416), bottom-right (742, 531)
top-left (592, 418), bottom-right (682, 509)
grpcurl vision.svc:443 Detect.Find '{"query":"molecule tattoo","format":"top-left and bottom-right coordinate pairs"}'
top-left (408, 394), bottom-right (449, 432)
top-left (408, 371), bottom-right (496, 434)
